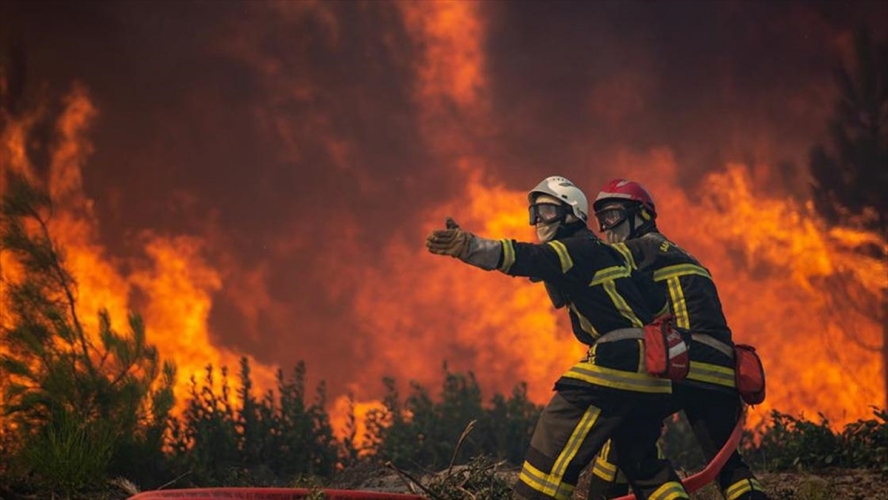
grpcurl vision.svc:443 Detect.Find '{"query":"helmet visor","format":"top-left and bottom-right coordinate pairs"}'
top-left (594, 206), bottom-right (629, 231)
top-left (529, 203), bottom-right (567, 225)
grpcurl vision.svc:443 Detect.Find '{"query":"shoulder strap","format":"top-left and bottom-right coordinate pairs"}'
top-left (691, 333), bottom-right (734, 358)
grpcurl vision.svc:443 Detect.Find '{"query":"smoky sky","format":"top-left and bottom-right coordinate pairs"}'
top-left (2, 0), bottom-right (886, 396)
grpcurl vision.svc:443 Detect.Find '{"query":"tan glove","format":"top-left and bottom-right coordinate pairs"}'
top-left (426, 217), bottom-right (471, 259)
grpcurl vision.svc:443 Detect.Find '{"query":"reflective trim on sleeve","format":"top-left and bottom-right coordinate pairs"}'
top-left (687, 361), bottom-right (736, 388)
top-left (652, 263), bottom-right (712, 282)
top-left (547, 240), bottom-right (574, 273)
top-left (562, 362), bottom-right (672, 393)
top-left (612, 242), bottom-right (636, 269)
top-left (649, 481), bottom-right (689, 500)
top-left (499, 239), bottom-right (516, 273)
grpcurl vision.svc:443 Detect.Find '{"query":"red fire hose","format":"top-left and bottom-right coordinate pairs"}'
top-left (128, 487), bottom-right (426, 500)
top-left (613, 408), bottom-right (747, 500)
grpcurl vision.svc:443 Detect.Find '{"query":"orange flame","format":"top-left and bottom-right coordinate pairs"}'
top-left (0, 85), bottom-right (278, 416)
top-left (342, 162), bottom-right (883, 433)
top-left (3, 4), bottom-right (883, 448)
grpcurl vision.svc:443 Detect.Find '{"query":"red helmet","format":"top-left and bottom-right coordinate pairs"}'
top-left (592, 179), bottom-right (657, 217)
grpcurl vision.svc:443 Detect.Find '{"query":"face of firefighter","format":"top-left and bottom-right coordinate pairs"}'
top-left (536, 219), bottom-right (560, 242)
top-left (595, 202), bottom-right (635, 243)
top-left (604, 221), bottom-right (631, 243)
top-left (530, 194), bottom-right (571, 242)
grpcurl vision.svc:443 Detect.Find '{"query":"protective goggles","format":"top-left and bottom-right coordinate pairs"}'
top-left (528, 203), bottom-right (568, 225)
top-left (594, 205), bottom-right (630, 231)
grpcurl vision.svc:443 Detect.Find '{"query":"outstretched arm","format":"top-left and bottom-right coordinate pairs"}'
top-left (425, 218), bottom-right (503, 271)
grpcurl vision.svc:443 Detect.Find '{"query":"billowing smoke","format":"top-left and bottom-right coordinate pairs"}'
top-left (1, 0), bottom-right (885, 432)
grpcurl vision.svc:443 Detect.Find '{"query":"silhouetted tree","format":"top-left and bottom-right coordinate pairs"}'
top-left (809, 26), bottom-right (888, 407)
top-left (0, 171), bottom-right (175, 493)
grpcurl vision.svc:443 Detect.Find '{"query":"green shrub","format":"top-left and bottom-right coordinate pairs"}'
top-left (363, 364), bottom-right (542, 472)
top-left (166, 358), bottom-right (339, 486)
top-left (475, 382), bottom-right (541, 466)
top-left (837, 407), bottom-right (888, 472)
top-left (425, 454), bottom-right (513, 500)
top-left (20, 409), bottom-right (116, 494)
top-left (742, 408), bottom-right (888, 472)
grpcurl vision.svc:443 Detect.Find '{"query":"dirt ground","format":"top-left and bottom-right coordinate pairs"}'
top-left (78, 465), bottom-right (888, 499)
top-left (331, 465), bottom-right (888, 500)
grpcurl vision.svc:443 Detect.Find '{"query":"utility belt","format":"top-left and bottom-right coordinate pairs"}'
top-left (691, 334), bottom-right (766, 405)
top-left (595, 327), bottom-right (645, 343)
top-left (596, 320), bottom-right (690, 382)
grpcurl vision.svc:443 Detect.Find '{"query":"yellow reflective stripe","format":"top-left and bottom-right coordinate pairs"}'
top-left (499, 239), bottom-right (516, 273)
top-left (604, 281), bottom-right (644, 327)
top-left (549, 406), bottom-right (600, 491)
top-left (666, 277), bottom-right (690, 329)
top-left (724, 478), bottom-right (764, 500)
top-left (636, 338), bottom-right (644, 373)
top-left (587, 343), bottom-right (598, 361)
top-left (592, 440), bottom-right (618, 481)
top-left (518, 461), bottom-right (575, 500)
top-left (650, 481), bottom-right (689, 500)
top-left (652, 263), bottom-right (711, 282)
top-left (517, 463), bottom-right (554, 498)
top-left (589, 265), bottom-right (631, 286)
top-left (612, 243), bottom-right (636, 269)
top-left (569, 303), bottom-right (599, 338)
top-left (547, 240), bottom-right (573, 273)
top-left (563, 362), bottom-right (672, 393)
top-left (588, 265), bottom-right (643, 327)
top-left (592, 457), bottom-right (617, 480)
top-left (687, 361), bottom-right (736, 388)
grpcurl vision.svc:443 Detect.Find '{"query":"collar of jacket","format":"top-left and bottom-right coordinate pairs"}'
top-left (555, 221), bottom-right (591, 240)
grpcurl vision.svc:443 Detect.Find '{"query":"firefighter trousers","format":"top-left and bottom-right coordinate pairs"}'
top-left (513, 388), bottom-right (688, 500)
top-left (586, 385), bottom-right (768, 500)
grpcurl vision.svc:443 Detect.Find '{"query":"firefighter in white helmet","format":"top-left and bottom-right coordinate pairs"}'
top-left (426, 176), bottom-right (689, 500)
top-left (586, 178), bottom-right (768, 500)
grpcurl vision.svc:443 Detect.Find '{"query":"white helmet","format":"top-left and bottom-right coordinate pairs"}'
top-left (527, 176), bottom-right (589, 223)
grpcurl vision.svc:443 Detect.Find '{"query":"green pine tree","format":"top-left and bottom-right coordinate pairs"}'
top-left (0, 171), bottom-right (176, 493)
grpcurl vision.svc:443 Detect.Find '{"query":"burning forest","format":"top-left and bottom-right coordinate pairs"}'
top-left (1, 0), bottom-right (886, 462)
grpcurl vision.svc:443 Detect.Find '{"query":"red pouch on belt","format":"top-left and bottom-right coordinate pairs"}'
top-left (734, 344), bottom-right (766, 405)
top-left (644, 320), bottom-right (690, 381)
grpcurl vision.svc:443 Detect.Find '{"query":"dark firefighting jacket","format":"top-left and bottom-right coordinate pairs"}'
top-left (610, 231), bottom-right (736, 392)
top-left (493, 226), bottom-right (671, 395)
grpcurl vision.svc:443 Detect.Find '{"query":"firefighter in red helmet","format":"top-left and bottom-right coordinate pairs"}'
top-left (426, 176), bottom-right (689, 499)
top-left (592, 179), bottom-right (658, 244)
top-left (586, 179), bottom-right (768, 500)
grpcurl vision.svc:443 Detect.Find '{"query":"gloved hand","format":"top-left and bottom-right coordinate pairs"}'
top-left (426, 217), bottom-right (472, 259)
